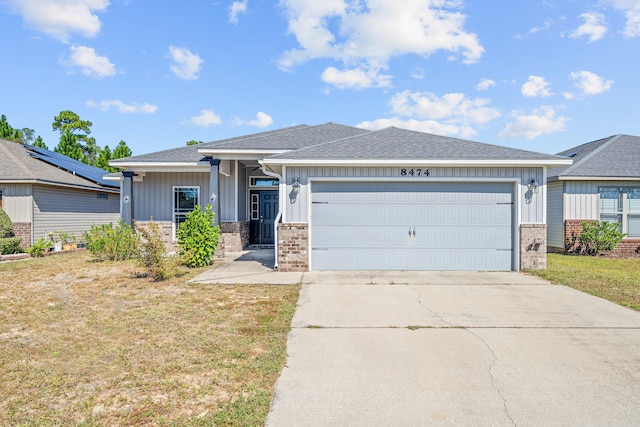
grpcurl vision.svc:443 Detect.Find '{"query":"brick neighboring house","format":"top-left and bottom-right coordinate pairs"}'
top-left (0, 139), bottom-right (120, 248)
top-left (547, 134), bottom-right (640, 256)
top-left (110, 123), bottom-right (570, 272)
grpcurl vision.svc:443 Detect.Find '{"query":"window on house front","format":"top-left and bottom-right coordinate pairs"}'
top-left (599, 187), bottom-right (640, 237)
top-left (173, 187), bottom-right (199, 239)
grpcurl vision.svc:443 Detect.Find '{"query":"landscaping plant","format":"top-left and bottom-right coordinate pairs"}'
top-left (26, 237), bottom-right (51, 257)
top-left (83, 220), bottom-right (139, 261)
top-left (578, 220), bottom-right (626, 255)
top-left (0, 208), bottom-right (21, 255)
top-left (177, 204), bottom-right (220, 267)
top-left (136, 219), bottom-right (179, 280)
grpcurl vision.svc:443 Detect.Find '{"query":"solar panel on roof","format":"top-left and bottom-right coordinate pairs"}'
top-left (25, 145), bottom-right (119, 189)
top-left (562, 150), bottom-right (582, 158)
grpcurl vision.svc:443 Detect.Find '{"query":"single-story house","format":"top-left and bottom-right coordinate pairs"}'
top-left (111, 123), bottom-right (571, 271)
top-left (0, 138), bottom-right (120, 248)
top-left (547, 134), bottom-right (640, 255)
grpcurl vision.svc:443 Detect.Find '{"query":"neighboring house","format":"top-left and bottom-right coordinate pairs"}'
top-left (0, 138), bottom-right (120, 248)
top-left (110, 123), bottom-right (571, 272)
top-left (547, 134), bottom-right (640, 256)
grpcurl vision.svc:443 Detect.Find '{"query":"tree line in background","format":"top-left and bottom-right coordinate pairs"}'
top-left (1, 111), bottom-right (132, 173)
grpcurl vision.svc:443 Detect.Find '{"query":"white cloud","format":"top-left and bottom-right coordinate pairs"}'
top-left (66, 45), bottom-right (115, 78)
top-left (321, 66), bottom-right (392, 89)
top-left (86, 99), bottom-right (157, 114)
top-left (529, 18), bottom-right (553, 34)
top-left (477, 78), bottom-right (495, 91)
top-left (229, 0), bottom-right (248, 24)
top-left (521, 75), bottom-right (553, 98)
top-left (571, 12), bottom-right (607, 42)
top-left (278, 0), bottom-right (483, 88)
top-left (563, 92), bottom-right (576, 100)
top-left (604, 0), bottom-right (640, 37)
top-left (570, 70), bottom-right (613, 95)
top-left (357, 118), bottom-right (477, 138)
top-left (168, 46), bottom-right (203, 80)
top-left (499, 106), bottom-right (568, 140)
top-left (410, 67), bottom-right (425, 80)
top-left (191, 110), bottom-right (222, 127)
top-left (238, 112), bottom-right (274, 128)
top-left (6, 0), bottom-right (109, 42)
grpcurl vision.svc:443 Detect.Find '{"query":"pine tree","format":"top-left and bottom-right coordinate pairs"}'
top-left (95, 145), bottom-right (114, 172)
top-left (112, 140), bottom-right (132, 160)
top-left (32, 136), bottom-right (48, 150)
top-left (54, 131), bottom-right (83, 160)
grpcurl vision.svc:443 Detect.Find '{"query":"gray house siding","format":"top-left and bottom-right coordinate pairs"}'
top-left (284, 166), bottom-right (545, 224)
top-left (32, 185), bottom-right (120, 243)
top-left (563, 180), bottom-right (640, 220)
top-left (0, 183), bottom-right (33, 222)
top-left (132, 172), bottom-right (210, 222)
top-left (219, 161), bottom-right (236, 222)
top-left (238, 161), bottom-right (248, 221)
top-left (547, 181), bottom-right (564, 250)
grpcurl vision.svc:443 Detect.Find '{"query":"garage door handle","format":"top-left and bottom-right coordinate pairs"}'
top-left (408, 227), bottom-right (416, 237)
top-left (412, 227), bottom-right (416, 237)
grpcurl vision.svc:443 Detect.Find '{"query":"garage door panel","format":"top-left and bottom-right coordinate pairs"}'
top-left (311, 181), bottom-right (514, 271)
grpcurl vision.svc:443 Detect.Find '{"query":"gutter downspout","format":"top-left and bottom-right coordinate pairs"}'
top-left (258, 161), bottom-right (282, 270)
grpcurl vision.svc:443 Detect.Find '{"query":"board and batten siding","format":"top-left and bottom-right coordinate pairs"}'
top-left (284, 166), bottom-right (545, 224)
top-left (563, 180), bottom-right (640, 220)
top-left (32, 185), bottom-right (120, 242)
top-left (0, 183), bottom-right (33, 222)
top-left (547, 181), bottom-right (564, 250)
top-left (219, 161), bottom-right (236, 221)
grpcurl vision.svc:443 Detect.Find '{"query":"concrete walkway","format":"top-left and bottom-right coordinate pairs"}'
top-left (267, 273), bottom-right (640, 426)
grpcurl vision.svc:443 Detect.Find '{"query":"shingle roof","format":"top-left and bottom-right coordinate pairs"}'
top-left (548, 134), bottom-right (640, 178)
top-left (0, 139), bottom-right (118, 191)
top-left (266, 127), bottom-right (567, 162)
top-left (112, 123), bottom-right (369, 164)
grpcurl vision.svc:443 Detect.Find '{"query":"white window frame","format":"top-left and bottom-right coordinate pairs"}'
top-left (598, 186), bottom-right (640, 238)
top-left (173, 186), bottom-right (200, 240)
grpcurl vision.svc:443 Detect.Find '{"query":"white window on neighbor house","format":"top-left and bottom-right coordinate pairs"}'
top-left (599, 187), bottom-right (640, 237)
top-left (173, 186), bottom-right (199, 239)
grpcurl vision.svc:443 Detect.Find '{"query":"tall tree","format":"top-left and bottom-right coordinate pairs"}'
top-left (0, 114), bottom-right (22, 142)
top-left (32, 136), bottom-right (48, 150)
top-left (112, 140), bottom-right (132, 160)
top-left (186, 139), bottom-right (203, 146)
top-left (21, 128), bottom-right (35, 144)
top-left (82, 136), bottom-right (101, 166)
top-left (95, 145), bottom-right (114, 172)
top-left (52, 110), bottom-right (97, 162)
top-left (54, 130), bottom-right (83, 160)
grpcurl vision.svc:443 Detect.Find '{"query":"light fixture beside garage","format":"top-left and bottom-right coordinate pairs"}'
top-left (289, 178), bottom-right (300, 204)
top-left (527, 178), bottom-right (539, 195)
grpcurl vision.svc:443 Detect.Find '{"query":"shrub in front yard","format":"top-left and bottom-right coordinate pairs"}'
top-left (25, 237), bottom-right (51, 257)
top-left (83, 220), bottom-right (139, 261)
top-left (177, 204), bottom-right (220, 268)
top-left (137, 219), bottom-right (179, 280)
top-left (579, 220), bottom-right (626, 255)
top-left (0, 208), bottom-right (22, 254)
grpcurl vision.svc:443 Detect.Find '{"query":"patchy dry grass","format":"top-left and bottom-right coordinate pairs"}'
top-left (527, 254), bottom-right (640, 310)
top-left (0, 252), bottom-right (300, 426)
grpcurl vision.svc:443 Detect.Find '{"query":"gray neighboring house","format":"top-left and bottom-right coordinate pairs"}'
top-left (110, 123), bottom-right (571, 272)
top-left (0, 138), bottom-right (120, 248)
top-left (547, 134), bottom-right (640, 255)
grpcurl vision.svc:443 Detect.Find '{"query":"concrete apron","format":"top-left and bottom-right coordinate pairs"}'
top-left (267, 274), bottom-right (640, 427)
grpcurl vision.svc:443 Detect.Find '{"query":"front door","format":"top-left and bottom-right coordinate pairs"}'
top-left (250, 190), bottom-right (278, 245)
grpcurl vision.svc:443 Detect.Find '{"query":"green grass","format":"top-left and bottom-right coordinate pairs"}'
top-left (527, 254), bottom-right (640, 310)
top-left (0, 252), bottom-right (300, 426)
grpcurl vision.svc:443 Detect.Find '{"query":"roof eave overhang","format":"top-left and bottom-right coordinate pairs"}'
top-left (0, 178), bottom-right (119, 193)
top-left (262, 159), bottom-right (574, 167)
top-left (197, 149), bottom-right (289, 160)
top-left (108, 162), bottom-right (210, 173)
top-left (551, 176), bottom-right (640, 181)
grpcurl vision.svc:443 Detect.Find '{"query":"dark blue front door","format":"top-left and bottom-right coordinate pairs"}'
top-left (250, 190), bottom-right (278, 244)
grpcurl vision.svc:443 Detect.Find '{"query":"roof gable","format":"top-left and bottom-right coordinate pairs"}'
top-left (548, 134), bottom-right (640, 179)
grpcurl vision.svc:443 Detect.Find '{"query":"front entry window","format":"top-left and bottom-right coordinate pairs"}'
top-left (174, 186), bottom-right (199, 239)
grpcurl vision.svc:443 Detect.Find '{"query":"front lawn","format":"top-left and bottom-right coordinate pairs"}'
top-left (527, 254), bottom-right (640, 310)
top-left (0, 252), bottom-right (300, 426)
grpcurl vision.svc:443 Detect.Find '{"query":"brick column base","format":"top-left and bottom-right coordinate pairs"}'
top-left (133, 220), bottom-right (178, 253)
top-left (11, 222), bottom-right (32, 249)
top-left (220, 221), bottom-right (250, 252)
top-left (520, 224), bottom-right (547, 270)
top-left (278, 223), bottom-right (309, 272)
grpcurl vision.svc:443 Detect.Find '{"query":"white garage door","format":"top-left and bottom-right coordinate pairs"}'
top-left (310, 181), bottom-right (514, 271)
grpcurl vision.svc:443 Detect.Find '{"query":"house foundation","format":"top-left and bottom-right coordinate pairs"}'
top-left (277, 223), bottom-right (308, 272)
top-left (520, 224), bottom-right (547, 270)
top-left (220, 221), bottom-right (250, 252)
top-left (11, 222), bottom-right (31, 249)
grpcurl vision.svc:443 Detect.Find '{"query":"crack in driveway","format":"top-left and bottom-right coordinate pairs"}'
top-left (407, 284), bottom-right (453, 327)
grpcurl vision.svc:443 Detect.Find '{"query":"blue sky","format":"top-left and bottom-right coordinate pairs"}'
top-left (1, 0), bottom-right (639, 156)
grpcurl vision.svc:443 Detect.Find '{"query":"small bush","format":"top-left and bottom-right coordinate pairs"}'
top-left (137, 220), bottom-right (176, 281)
top-left (0, 208), bottom-right (13, 238)
top-left (579, 220), bottom-right (627, 255)
top-left (0, 237), bottom-right (22, 255)
top-left (26, 237), bottom-right (51, 257)
top-left (177, 204), bottom-right (220, 268)
top-left (83, 220), bottom-right (139, 261)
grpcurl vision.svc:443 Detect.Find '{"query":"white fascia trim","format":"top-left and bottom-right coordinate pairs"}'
top-left (198, 148), bottom-right (288, 156)
top-left (556, 176), bottom-right (640, 181)
top-left (263, 159), bottom-right (573, 167)
top-left (103, 175), bottom-right (123, 182)
top-left (108, 164), bottom-right (210, 173)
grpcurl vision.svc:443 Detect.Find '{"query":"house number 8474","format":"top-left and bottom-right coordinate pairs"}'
top-left (400, 168), bottom-right (429, 177)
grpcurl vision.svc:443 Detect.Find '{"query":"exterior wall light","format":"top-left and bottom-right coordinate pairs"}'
top-left (289, 178), bottom-right (300, 204)
top-left (528, 178), bottom-right (539, 195)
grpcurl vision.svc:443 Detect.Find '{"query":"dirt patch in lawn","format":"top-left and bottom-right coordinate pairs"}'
top-left (0, 252), bottom-right (300, 426)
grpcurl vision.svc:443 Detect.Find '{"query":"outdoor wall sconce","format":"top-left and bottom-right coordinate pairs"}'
top-left (289, 178), bottom-right (300, 204)
top-left (527, 178), bottom-right (539, 195)
top-left (210, 192), bottom-right (217, 203)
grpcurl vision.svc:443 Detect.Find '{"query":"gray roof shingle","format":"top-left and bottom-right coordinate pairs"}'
top-left (548, 134), bottom-right (640, 178)
top-left (0, 139), bottom-right (118, 190)
top-left (266, 127), bottom-right (567, 162)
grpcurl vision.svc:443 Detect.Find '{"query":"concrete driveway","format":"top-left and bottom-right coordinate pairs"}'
top-left (266, 271), bottom-right (640, 426)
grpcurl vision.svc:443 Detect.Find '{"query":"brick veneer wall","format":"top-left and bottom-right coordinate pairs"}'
top-left (12, 222), bottom-right (31, 248)
top-left (220, 221), bottom-right (250, 252)
top-left (520, 224), bottom-right (547, 270)
top-left (133, 220), bottom-right (178, 253)
top-left (564, 219), bottom-right (640, 256)
top-left (278, 223), bottom-right (308, 272)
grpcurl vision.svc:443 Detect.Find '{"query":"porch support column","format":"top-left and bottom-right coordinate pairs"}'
top-left (209, 159), bottom-right (220, 226)
top-left (122, 171), bottom-right (134, 226)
